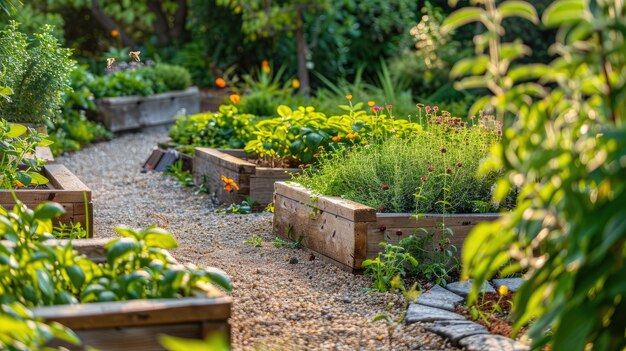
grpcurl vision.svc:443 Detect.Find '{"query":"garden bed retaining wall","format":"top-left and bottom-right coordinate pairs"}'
top-left (272, 181), bottom-right (499, 272)
top-left (1, 164), bottom-right (93, 236)
top-left (95, 87), bottom-right (200, 132)
top-left (193, 147), bottom-right (301, 207)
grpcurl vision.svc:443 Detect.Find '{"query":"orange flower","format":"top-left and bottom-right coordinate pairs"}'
top-left (345, 94), bottom-right (353, 101)
top-left (331, 135), bottom-right (341, 142)
top-left (221, 175), bottom-right (240, 192)
top-left (261, 60), bottom-right (270, 74)
top-left (229, 94), bottom-right (241, 104)
top-left (111, 29), bottom-right (119, 38)
top-left (215, 78), bottom-right (226, 88)
top-left (292, 79), bottom-right (300, 89)
top-left (368, 100), bottom-right (375, 107)
top-left (14, 180), bottom-right (24, 188)
top-left (346, 133), bottom-right (355, 140)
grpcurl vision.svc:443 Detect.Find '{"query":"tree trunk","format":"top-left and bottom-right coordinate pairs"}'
top-left (295, 7), bottom-right (310, 96)
top-left (147, 0), bottom-right (170, 47)
top-left (90, 0), bottom-right (136, 48)
top-left (172, 0), bottom-right (190, 43)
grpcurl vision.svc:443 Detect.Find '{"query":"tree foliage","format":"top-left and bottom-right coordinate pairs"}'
top-left (446, 0), bottom-right (626, 349)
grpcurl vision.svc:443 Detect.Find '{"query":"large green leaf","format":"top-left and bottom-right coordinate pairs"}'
top-left (498, 1), bottom-right (539, 23)
top-left (144, 229), bottom-right (178, 249)
top-left (36, 269), bottom-right (54, 299)
top-left (203, 267), bottom-right (232, 292)
top-left (65, 265), bottom-right (86, 290)
top-left (542, 0), bottom-right (586, 27)
top-left (6, 123), bottom-right (26, 138)
top-left (106, 238), bottom-right (140, 263)
top-left (34, 202), bottom-right (65, 220)
top-left (442, 8), bottom-right (485, 33)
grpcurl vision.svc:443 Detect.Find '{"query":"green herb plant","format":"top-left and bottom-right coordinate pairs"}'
top-left (0, 120), bottom-right (52, 189)
top-left (243, 234), bottom-right (263, 248)
top-left (218, 197), bottom-right (255, 215)
top-left (0, 201), bottom-right (232, 308)
top-left (0, 21), bottom-right (75, 124)
top-left (372, 275), bottom-right (421, 351)
top-left (362, 243), bottom-right (418, 292)
top-left (52, 222), bottom-right (89, 240)
top-left (164, 160), bottom-right (194, 187)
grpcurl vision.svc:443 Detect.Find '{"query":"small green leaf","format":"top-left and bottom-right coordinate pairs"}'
top-left (277, 105), bottom-right (292, 117)
top-left (36, 269), bottom-right (54, 299)
top-left (542, 0), bottom-right (585, 27)
top-left (33, 202), bottom-right (65, 221)
top-left (65, 265), bottom-right (86, 290)
top-left (144, 229), bottom-right (178, 249)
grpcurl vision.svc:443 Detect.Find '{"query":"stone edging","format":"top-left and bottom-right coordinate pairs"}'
top-left (406, 278), bottom-right (529, 351)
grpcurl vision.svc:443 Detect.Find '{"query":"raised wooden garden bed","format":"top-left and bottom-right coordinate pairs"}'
top-left (30, 238), bottom-right (232, 351)
top-left (273, 181), bottom-right (499, 272)
top-left (193, 147), bottom-right (301, 207)
top-left (1, 164), bottom-right (93, 236)
top-left (95, 87), bottom-right (200, 132)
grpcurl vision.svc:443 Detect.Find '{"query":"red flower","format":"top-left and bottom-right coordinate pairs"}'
top-left (421, 176), bottom-right (428, 181)
top-left (427, 165), bottom-right (434, 172)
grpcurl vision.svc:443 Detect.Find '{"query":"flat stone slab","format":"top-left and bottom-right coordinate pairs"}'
top-left (459, 334), bottom-right (530, 351)
top-left (445, 280), bottom-right (495, 297)
top-left (417, 285), bottom-right (464, 311)
top-left (405, 303), bottom-right (465, 324)
top-left (492, 278), bottom-right (525, 292)
top-left (423, 320), bottom-right (488, 345)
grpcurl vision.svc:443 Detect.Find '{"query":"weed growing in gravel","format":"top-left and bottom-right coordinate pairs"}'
top-left (243, 234), bottom-right (263, 247)
top-left (372, 275), bottom-right (421, 351)
top-left (362, 243), bottom-right (418, 292)
top-left (52, 222), bottom-right (89, 240)
top-left (163, 160), bottom-right (194, 187)
top-left (272, 236), bottom-right (303, 250)
top-left (218, 198), bottom-right (255, 214)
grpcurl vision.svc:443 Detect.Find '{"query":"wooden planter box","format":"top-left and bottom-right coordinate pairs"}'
top-left (96, 87), bottom-right (200, 132)
top-left (273, 181), bottom-right (499, 272)
top-left (30, 238), bottom-right (232, 351)
top-left (193, 147), bottom-right (301, 207)
top-left (1, 164), bottom-right (93, 236)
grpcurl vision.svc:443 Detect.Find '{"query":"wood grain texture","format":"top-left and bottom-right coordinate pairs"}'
top-left (33, 296), bottom-right (232, 329)
top-left (272, 182), bottom-right (500, 270)
top-left (46, 323), bottom-right (219, 351)
top-left (194, 149), bottom-right (301, 206)
top-left (274, 182), bottom-right (376, 222)
top-left (273, 193), bottom-right (370, 269)
top-left (0, 164), bottom-right (93, 236)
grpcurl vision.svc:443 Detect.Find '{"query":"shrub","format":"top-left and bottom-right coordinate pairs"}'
top-left (446, 1), bottom-right (626, 349)
top-left (152, 63), bottom-right (192, 91)
top-left (294, 112), bottom-right (503, 214)
top-left (88, 68), bottom-right (164, 98)
top-left (0, 22), bottom-right (74, 124)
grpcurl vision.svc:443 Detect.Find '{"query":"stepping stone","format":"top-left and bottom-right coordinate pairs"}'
top-left (459, 334), bottom-right (530, 351)
top-left (416, 285), bottom-right (464, 311)
top-left (445, 280), bottom-right (495, 297)
top-left (423, 320), bottom-right (488, 345)
top-left (492, 278), bottom-right (525, 292)
top-left (405, 303), bottom-right (465, 324)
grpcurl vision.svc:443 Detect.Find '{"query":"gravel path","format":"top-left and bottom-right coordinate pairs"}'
top-left (57, 130), bottom-right (458, 351)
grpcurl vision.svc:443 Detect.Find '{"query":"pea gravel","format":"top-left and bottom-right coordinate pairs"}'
top-left (57, 129), bottom-right (459, 351)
